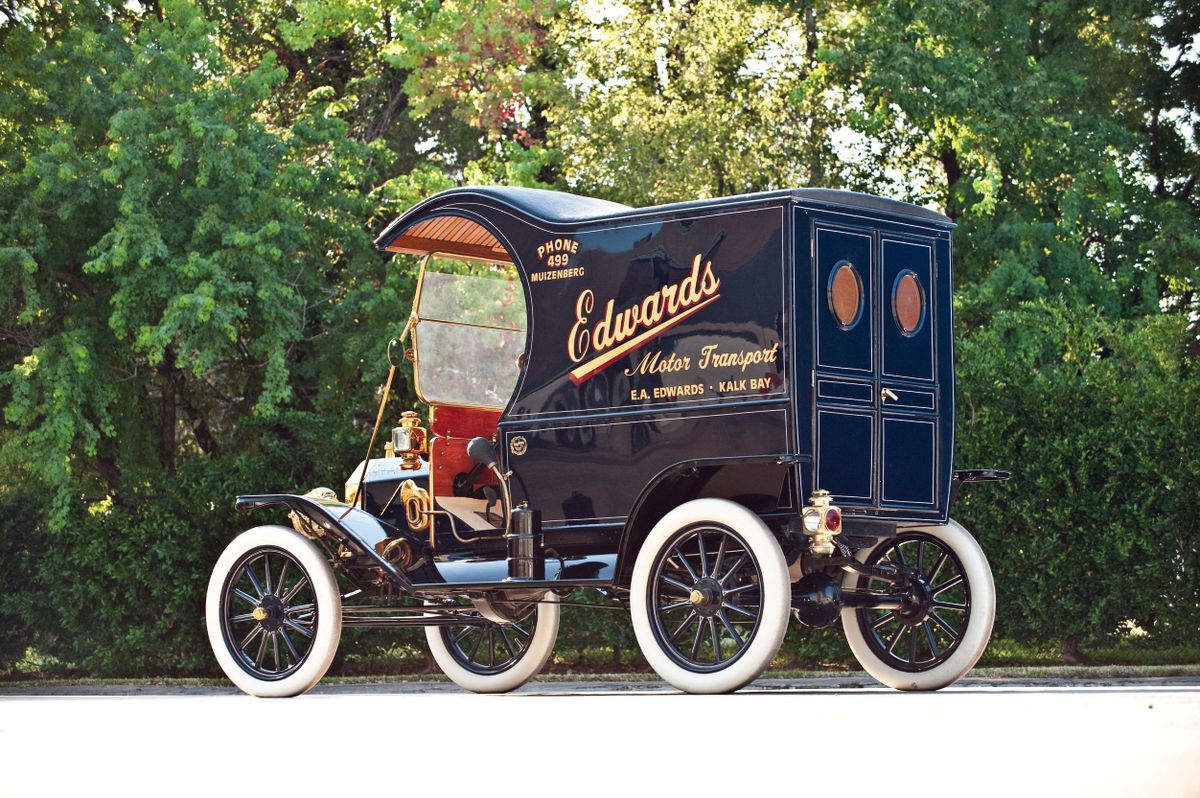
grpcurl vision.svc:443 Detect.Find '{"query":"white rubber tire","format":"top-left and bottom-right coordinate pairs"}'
top-left (631, 498), bottom-right (790, 694)
top-left (841, 519), bottom-right (995, 691)
top-left (424, 593), bottom-right (560, 693)
top-left (206, 525), bottom-right (342, 698)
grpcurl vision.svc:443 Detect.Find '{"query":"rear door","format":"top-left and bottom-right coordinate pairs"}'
top-left (877, 236), bottom-right (938, 510)
top-left (810, 218), bottom-right (941, 513)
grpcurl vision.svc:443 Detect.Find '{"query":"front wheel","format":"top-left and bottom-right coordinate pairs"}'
top-left (424, 593), bottom-right (560, 693)
top-left (205, 525), bottom-right (342, 697)
top-left (630, 498), bottom-right (791, 694)
top-left (841, 519), bottom-right (995, 691)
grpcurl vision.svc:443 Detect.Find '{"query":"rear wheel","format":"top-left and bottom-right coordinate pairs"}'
top-left (206, 525), bottom-right (341, 697)
top-left (841, 520), bottom-right (994, 691)
top-left (631, 499), bottom-right (790, 694)
top-left (424, 593), bottom-right (559, 693)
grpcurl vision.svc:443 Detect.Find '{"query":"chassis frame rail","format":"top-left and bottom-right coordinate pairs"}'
top-left (340, 604), bottom-right (493, 629)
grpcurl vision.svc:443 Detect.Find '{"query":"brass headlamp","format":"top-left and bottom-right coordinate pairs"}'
top-left (801, 489), bottom-right (843, 556)
top-left (391, 410), bottom-right (428, 471)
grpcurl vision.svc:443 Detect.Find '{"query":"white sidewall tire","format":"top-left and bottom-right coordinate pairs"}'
top-left (205, 525), bottom-right (342, 698)
top-left (840, 519), bottom-right (995, 691)
top-left (631, 498), bottom-right (790, 694)
top-left (424, 593), bottom-right (560, 694)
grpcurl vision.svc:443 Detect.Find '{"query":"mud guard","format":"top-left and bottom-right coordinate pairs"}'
top-left (235, 494), bottom-right (414, 592)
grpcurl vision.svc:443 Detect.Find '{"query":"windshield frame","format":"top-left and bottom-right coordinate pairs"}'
top-left (408, 250), bottom-right (529, 412)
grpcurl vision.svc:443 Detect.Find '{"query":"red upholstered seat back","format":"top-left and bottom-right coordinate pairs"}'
top-left (429, 405), bottom-right (501, 499)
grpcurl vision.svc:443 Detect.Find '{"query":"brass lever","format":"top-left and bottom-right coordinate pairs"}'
top-left (881, 388), bottom-right (899, 403)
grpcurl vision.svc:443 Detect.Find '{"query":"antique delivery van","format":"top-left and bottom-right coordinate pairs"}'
top-left (205, 186), bottom-right (1008, 696)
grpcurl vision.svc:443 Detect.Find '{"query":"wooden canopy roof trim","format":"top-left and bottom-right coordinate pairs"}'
top-left (384, 215), bottom-right (512, 263)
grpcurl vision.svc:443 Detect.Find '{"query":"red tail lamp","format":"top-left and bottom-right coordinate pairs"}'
top-left (824, 506), bottom-right (841, 532)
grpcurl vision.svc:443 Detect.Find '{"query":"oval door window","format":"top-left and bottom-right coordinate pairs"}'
top-left (828, 260), bottom-right (863, 330)
top-left (892, 270), bottom-right (926, 336)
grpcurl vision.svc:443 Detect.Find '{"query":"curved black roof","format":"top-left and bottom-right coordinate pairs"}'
top-left (375, 185), bottom-right (951, 249)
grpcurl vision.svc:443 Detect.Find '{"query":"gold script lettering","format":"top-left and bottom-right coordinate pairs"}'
top-left (566, 254), bottom-right (721, 383)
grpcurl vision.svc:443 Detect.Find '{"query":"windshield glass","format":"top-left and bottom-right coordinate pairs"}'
top-left (413, 256), bottom-right (526, 409)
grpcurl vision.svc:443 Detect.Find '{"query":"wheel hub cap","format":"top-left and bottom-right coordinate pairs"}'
top-left (256, 594), bottom-right (286, 632)
top-left (896, 576), bottom-right (934, 626)
top-left (689, 577), bottom-right (723, 618)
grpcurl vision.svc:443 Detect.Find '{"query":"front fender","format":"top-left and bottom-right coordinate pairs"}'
top-left (235, 494), bottom-right (413, 592)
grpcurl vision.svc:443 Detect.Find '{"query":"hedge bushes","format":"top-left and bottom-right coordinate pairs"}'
top-left (954, 301), bottom-right (1200, 651)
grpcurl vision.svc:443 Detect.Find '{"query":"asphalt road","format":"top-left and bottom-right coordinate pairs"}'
top-left (2, 678), bottom-right (1198, 798)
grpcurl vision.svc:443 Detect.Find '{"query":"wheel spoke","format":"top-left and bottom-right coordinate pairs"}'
top-left (917, 540), bottom-right (926, 574)
top-left (244, 563), bottom-right (266, 598)
top-left (722, 583), bottom-right (757, 597)
top-left (263, 554), bottom-right (273, 595)
top-left (254, 630), bottom-right (269, 667)
top-left (510, 622), bottom-right (531, 639)
top-left (271, 632), bottom-right (281, 672)
top-left (498, 628), bottom-right (517, 660)
top-left (467, 625), bottom-right (486, 662)
top-left (660, 575), bottom-right (693, 594)
top-left (697, 532), bottom-right (709, 577)
top-left (230, 612), bottom-right (256, 623)
top-left (233, 588), bottom-right (259, 607)
top-left (285, 602), bottom-right (314, 616)
top-left (712, 534), bottom-right (728, 581)
top-left (275, 559), bottom-right (290, 599)
top-left (934, 600), bottom-right (967, 611)
top-left (929, 610), bottom-right (960, 639)
top-left (872, 611), bottom-right (896, 629)
top-left (487, 627), bottom-right (497, 667)
top-left (673, 543), bottom-right (700, 582)
top-left (923, 621), bottom-right (940, 659)
top-left (239, 624), bottom-right (264, 650)
top-left (283, 577), bottom-right (309, 603)
top-left (718, 553), bottom-right (748, 585)
top-left (280, 628), bottom-right (301, 662)
top-left (708, 617), bottom-right (721, 664)
top-left (722, 600), bottom-right (757, 619)
top-left (886, 624), bottom-right (907, 655)
top-left (451, 626), bottom-right (474, 645)
top-left (690, 618), bottom-right (704, 660)
top-left (659, 599), bottom-right (692, 611)
top-left (907, 623), bottom-right (918, 663)
top-left (893, 545), bottom-right (908, 567)
top-left (718, 610), bottom-right (743, 648)
top-left (928, 551), bottom-right (949, 585)
top-left (933, 573), bottom-right (965, 596)
top-left (284, 618), bottom-right (313, 638)
top-left (670, 611), bottom-right (698, 642)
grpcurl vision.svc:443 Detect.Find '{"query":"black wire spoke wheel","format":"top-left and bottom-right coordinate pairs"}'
top-left (648, 523), bottom-right (763, 673)
top-left (440, 606), bottom-right (538, 676)
top-left (220, 546), bottom-right (318, 681)
top-left (855, 533), bottom-right (972, 673)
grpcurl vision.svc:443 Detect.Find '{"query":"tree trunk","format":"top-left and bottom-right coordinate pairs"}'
top-left (158, 349), bottom-right (177, 477)
top-left (940, 147), bottom-right (962, 221)
top-left (96, 455), bottom-right (122, 494)
top-left (1061, 636), bottom-right (1090, 665)
top-left (178, 384), bottom-right (221, 457)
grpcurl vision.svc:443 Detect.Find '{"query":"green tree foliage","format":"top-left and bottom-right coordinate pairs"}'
top-left (0, 0), bottom-right (1196, 673)
top-left (552, 0), bottom-right (843, 204)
